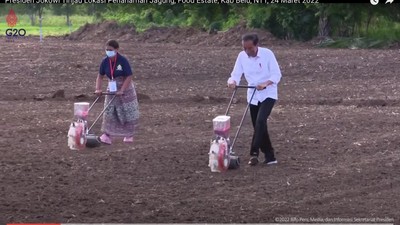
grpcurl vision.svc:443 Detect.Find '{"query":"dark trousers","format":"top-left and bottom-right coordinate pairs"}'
top-left (250, 98), bottom-right (276, 161)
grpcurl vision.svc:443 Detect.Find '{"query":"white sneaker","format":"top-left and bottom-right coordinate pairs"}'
top-left (123, 136), bottom-right (134, 143)
top-left (265, 160), bottom-right (278, 165)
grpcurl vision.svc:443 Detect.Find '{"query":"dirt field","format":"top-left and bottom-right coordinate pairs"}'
top-left (1, 30), bottom-right (400, 224)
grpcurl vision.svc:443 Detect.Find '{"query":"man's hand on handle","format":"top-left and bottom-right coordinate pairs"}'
top-left (256, 80), bottom-right (273, 90)
top-left (228, 80), bottom-right (272, 90)
top-left (227, 80), bottom-right (237, 89)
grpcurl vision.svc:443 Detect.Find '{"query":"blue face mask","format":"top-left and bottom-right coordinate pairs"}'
top-left (106, 50), bottom-right (116, 58)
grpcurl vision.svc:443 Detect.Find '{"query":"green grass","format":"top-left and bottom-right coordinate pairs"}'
top-left (0, 15), bottom-right (94, 36)
top-left (104, 12), bottom-right (189, 33)
top-left (319, 19), bottom-right (400, 49)
top-left (103, 6), bottom-right (243, 33)
top-left (365, 21), bottom-right (400, 43)
top-left (318, 37), bottom-right (391, 49)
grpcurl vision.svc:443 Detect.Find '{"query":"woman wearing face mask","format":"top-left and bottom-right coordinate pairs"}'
top-left (95, 39), bottom-right (140, 145)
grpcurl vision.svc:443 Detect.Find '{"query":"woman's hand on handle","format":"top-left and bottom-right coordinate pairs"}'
top-left (95, 89), bottom-right (102, 96)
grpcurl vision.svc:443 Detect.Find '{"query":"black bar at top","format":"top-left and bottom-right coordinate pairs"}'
top-left (1, 0), bottom-right (398, 4)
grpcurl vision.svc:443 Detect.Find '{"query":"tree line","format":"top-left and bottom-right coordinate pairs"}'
top-left (2, 3), bottom-right (400, 41)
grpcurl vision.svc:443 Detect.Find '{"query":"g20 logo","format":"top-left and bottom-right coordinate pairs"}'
top-left (5, 28), bottom-right (26, 37)
top-left (5, 9), bottom-right (27, 41)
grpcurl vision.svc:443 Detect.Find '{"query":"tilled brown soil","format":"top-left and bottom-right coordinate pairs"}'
top-left (0, 36), bottom-right (399, 224)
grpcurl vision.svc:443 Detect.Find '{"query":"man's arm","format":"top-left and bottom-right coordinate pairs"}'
top-left (267, 50), bottom-right (282, 84)
top-left (256, 50), bottom-right (282, 90)
top-left (228, 53), bottom-right (243, 87)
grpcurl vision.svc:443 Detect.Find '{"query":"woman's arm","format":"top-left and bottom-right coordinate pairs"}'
top-left (95, 74), bottom-right (103, 95)
top-left (118, 57), bottom-right (134, 95)
top-left (120, 75), bottom-right (132, 93)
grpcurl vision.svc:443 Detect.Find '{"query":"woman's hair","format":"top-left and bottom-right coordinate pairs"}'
top-left (106, 39), bottom-right (119, 49)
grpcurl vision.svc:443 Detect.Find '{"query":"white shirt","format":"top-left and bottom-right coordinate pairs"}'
top-left (228, 47), bottom-right (282, 105)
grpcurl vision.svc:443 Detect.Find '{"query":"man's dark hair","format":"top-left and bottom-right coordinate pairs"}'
top-left (106, 39), bottom-right (119, 49)
top-left (242, 33), bottom-right (259, 46)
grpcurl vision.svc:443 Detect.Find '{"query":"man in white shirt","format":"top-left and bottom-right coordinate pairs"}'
top-left (227, 33), bottom-right (282, 166)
